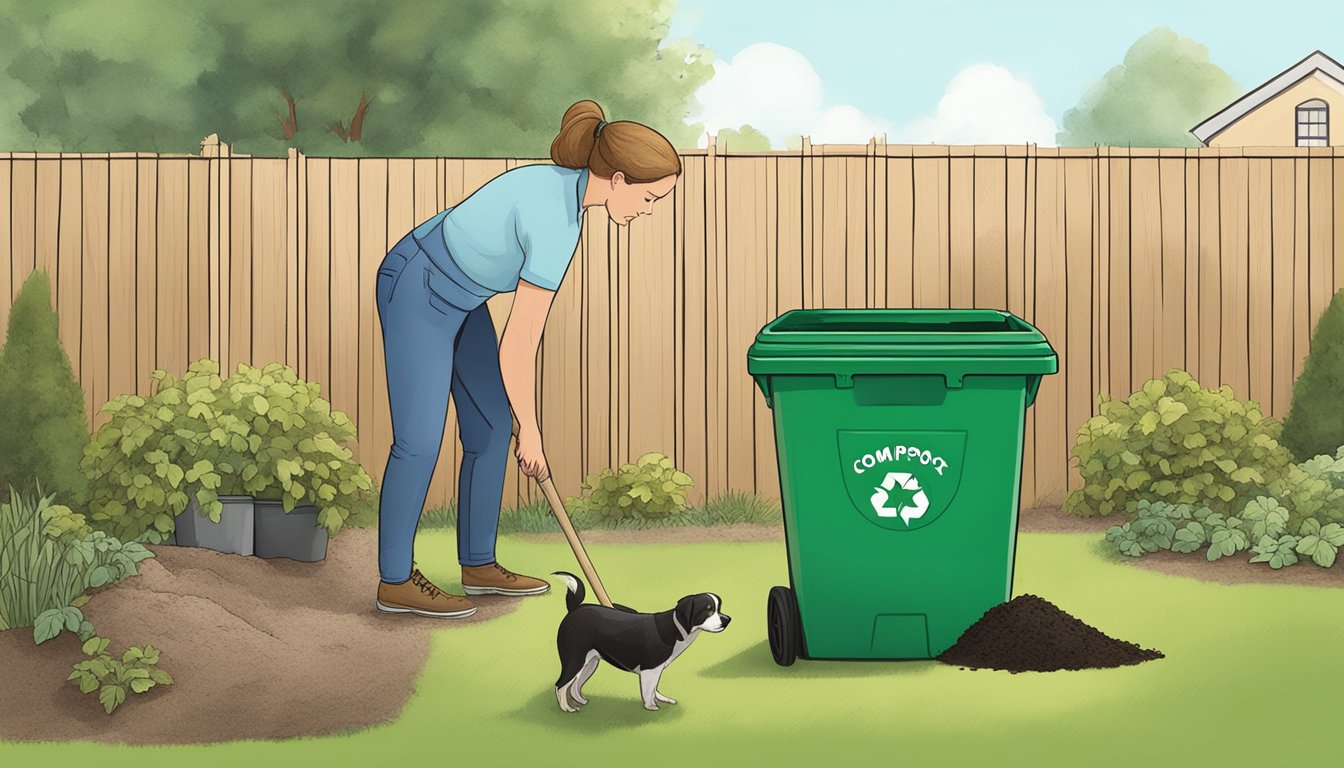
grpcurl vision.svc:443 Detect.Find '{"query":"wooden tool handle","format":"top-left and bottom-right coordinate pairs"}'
top-left (513, 416), bottom-right (613, 607)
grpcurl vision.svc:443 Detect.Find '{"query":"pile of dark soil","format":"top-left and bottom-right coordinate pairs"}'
top-left (937, 594), bottom-right (1163, 673)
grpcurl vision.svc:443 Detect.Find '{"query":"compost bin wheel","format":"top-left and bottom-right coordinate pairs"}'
top-left (767, 586), bottom-right (802, 666)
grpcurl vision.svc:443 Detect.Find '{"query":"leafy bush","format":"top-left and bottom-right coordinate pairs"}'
top-left (1263, 449), bottom-right (1344, 528)
top-left (0, 270), bottom-right (91, 505)
top-left (1067, 370), bottom-right (1293, 518)
top-left (68, 635), bottom-right (173, 714)
top-left (1281, 288), bottom-right (1344, 461)
top-left (1101, 494), bottom-right (1344, 570)
top-left (83, 360), bottom-right (373, 542)
top-left (566, 453), bottom-right (694, 521)
top-left (0, 489), bottom-right (152, 632)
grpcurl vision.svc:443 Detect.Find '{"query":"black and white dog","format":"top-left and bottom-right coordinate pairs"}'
top-left (551, 571), bottom-right (730, 712)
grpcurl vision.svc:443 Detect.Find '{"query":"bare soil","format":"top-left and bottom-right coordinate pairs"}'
top-left (0, 528), bottom-right (522, 746)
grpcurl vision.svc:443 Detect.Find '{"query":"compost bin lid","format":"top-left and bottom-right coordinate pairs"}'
top-left (746, 308), bottom-right (1058, 377)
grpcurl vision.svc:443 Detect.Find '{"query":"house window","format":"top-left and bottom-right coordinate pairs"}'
top-left (1297, 99), bottom-right (1329, 147)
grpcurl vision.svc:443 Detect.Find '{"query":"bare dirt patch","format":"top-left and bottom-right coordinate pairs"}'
top-left (0, 528), bottom-right (520, 746)
top-left (1016, 506), bottom-right (1115, 534)
top-left (1124, 549), bottom-right (1344, 588)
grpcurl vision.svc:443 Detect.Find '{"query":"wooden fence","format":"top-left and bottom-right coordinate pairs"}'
top-left (3, 139), bottom-right (1343, 511)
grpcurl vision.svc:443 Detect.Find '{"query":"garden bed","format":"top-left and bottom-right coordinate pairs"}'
top-left (0, 528), bottom-right (519, 746)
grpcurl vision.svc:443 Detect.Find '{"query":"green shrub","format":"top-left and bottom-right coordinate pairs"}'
top-left (0, 271), bottom-right (91, 506)
top-left (82, 360), bottom-right (373, 542)
top-left (68, 635), bottom-right (172, 714)
top-left (1067, 370), bottom-right (1292, 518)
top-left (567, 453), bottom-right (694, 521)
top-left (1262, 453), bottom-right (1344, 529)
top-left (1294, 518), bottom-right (1344, 568)
top-left (0, 488), bottom-right (152, 632)
top-left (1281, 288), bottom-right (1344, 461)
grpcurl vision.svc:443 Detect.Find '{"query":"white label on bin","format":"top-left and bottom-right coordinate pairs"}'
top-left (837, 431), bottom-right (967, 532)
top-left (870, 472), bottom-right (930, 525)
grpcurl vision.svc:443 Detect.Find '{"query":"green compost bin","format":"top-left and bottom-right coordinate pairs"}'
top-left (747, 308), bottom-right (1058, 665)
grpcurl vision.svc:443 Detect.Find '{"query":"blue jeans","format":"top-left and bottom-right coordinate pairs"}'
top-left (375, 231), bottom-right (509, 583)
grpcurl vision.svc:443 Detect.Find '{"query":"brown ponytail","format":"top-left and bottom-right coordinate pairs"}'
top-left (549, 99), bottom-right (681, 183)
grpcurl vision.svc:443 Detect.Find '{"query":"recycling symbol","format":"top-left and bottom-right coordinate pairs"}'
top-left (869, 472), bottom-right (930, 526)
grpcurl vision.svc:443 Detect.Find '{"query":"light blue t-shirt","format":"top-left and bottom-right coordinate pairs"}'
top-left (411, 165), bottom-right (589, 293)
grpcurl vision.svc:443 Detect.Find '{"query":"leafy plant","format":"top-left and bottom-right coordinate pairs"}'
top-left (210, 362), bottom-right (373, 532)
top-left (1281, 288), bottom-right (1344, 461)
top-left (1249, 534), bottom-right (1301, 569)
top-left (1294, 518), bottom-right (1344, 568)
top-left (1265, 449), bottom-right (1344, 528)
top-left (83, 359), bottom-right (373, 541)
top-left (567, 453), bottom-right (694, 521)
top-left (67, 636), bottom-right (173, 714)
top-left (0, 488), bottom-right (152, 632)
top-left (33, 604), bottom-right (95, 644)
top-left (1067, 370), bottom-right (1293, 518)
top-left (0, 270), bottom-right (91, 506)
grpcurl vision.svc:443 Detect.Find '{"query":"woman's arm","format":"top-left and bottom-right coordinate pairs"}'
top-left (500, 279), bottom-right (556, 476)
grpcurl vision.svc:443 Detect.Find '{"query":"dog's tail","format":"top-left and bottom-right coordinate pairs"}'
top-left (551, 571), bottom-right (585, 612)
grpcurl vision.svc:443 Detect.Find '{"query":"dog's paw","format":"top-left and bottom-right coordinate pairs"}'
top-left (571, 692), bottom-right (589, 705)
top-left (643, 702), bottom-right (660, 711)
top-left (655, 692), bottom-right (677, 705)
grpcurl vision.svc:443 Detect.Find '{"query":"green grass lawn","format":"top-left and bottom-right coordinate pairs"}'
top-left (3, 530), bottom-right (1343, 766)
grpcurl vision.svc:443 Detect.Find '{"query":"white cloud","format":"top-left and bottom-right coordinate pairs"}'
top-left (690, 43), bottom-right (889, 148)
top-left (898, 64), bottom-right (1058, 146)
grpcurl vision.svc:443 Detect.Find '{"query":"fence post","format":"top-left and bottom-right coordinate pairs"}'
top-left (286, 146), bottom-right (304, 376)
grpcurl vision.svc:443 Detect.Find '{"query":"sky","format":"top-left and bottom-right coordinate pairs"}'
top-left (668, 0), bottom-right (1341, 147)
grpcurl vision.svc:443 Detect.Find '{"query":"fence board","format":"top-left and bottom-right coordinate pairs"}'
top-left (305, 160), bottom-right (332, 413)
top-left (1220, 157), bottom-right (1250, 399)
top-left (1131, 158), bottom-right (1161, 386)
top-left (81, 158), bottom-right (109, 428)
top-left (844, 156), bottom-right (867, 307)
top-left (10, 158), bottom-right (36, 300)
top-left (1108, 155), bottom-right (1131, 396)
top-left (1247, 159), bottom-right (1273, 412)
top-left (57, 157), bottom-right (83, 382)
top-left (1064, 158), bottom-right (1093, 493)
top-left (1159, 157), bottom-right (1187, 377)
top-left (156, 160), bottom-right (188, 379)
top-left (188, 160), bottom-right (210, 364)
top-left (1308, 156), bottom-right (1334, 357)
top-left (327, 160), bottom-right (359, 453)
top-left (1293, 158), bottom-right (1310, 382)
top-left (108, 160), bottom-right (137, 401)
top-left (136, 157), bottom-right (159, 393)
top-left (1271, 159), bottom-right (1295, 418)
top-left (227, 158), bottom-right (251, 375)
top-left (1033, 153), bottom-right (1066, 503)
top-left (1198, 156), bottom-right (1221, 389)
top-left (974, 155), bottom-right (1007, 309)
top-left (0, 157), bottom-right (10, 343)
top-left (35, 158), bottom-right (60, 303)
top-left (356, 159), bottom-right (388, 499)
top-left (949, 155), bottom-right (974, 307)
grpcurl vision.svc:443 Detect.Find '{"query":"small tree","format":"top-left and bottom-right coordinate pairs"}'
top-left (0, 271), bottom-right (90, 504)
top-left (1282, 288), bottom-right (1344, 461)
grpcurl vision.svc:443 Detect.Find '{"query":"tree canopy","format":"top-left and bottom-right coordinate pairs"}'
top-left (0, 0), bottom-right (713, 156)
top-left (1057, 27), bottom-right (1242, 147)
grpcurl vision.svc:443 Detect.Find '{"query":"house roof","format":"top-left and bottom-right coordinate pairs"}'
top-left (1190, 50), bottom-right (1344, 144)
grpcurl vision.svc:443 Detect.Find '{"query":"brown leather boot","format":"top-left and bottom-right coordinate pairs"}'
top-left (377, 568), bottom-right (478, 618)
top-left (461, 562), bottom-right (551, 596)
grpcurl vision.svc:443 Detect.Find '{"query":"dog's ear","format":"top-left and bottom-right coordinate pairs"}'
top-left (675, 596), bottom-right (696, 631)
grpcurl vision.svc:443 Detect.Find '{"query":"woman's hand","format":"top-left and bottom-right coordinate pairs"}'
top-left (515, 425), bottom-right (549, 480)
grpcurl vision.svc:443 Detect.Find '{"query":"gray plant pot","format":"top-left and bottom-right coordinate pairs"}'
top-left (253, 499), bottom-right (328, 561)
top-left (173, 495), bottom-right (255, 556)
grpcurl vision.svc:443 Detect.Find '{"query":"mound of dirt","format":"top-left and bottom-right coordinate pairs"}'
top-left (937, 594), bottom-right (1163, 673)
top-left (0, 528), bottom-right (521, 745)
